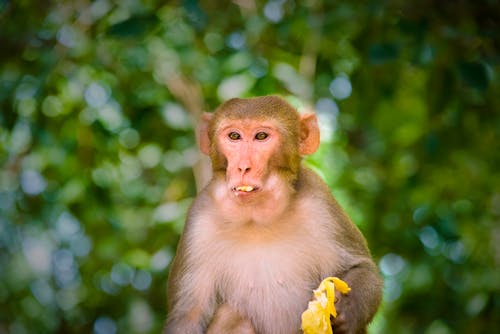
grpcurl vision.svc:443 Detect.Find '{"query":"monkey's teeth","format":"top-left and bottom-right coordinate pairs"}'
top-left (235, 186), bottom-right (254, 192)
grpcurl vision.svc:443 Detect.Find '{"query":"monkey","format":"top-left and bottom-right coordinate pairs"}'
top-left (163, 95), bottom-right (382, 334)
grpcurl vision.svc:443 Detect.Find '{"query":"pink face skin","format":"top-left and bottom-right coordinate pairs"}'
top-left (215, 119), bottom-right (283, 199)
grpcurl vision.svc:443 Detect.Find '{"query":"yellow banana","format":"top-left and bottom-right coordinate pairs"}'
top-left (301, 277), bottom-right (351, 334)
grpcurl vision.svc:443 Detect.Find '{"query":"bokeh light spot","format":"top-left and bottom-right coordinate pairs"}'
top-left (380, 253), bottom-right (406, 276)
top-left (94, 316), bottom-right (117, 334)
top-left (85, 82), bottom-right (109, 108)
top-left (20, 170), bottom-right (47, 196)
top-left (329, 74), bottom-right (352, 100)
top-left (132, 270), bottom-right (152, 291)
top-left (264, 1), bottom-right (284, 23)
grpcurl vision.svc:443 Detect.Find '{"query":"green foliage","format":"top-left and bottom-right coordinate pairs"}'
top-left (1, 1), bottom-right (499, 333)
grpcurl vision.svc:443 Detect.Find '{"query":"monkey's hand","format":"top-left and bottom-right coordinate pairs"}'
top-left (206, 304), bottom-right (255, 334)
top-left (331, 262), bottom-right (383, 334)
top-left (301, 277), bottom-right (350, 334)
top-left (331, 290), bottom-right (356, 334)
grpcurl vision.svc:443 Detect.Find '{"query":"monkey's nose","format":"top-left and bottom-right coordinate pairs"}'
top-left (238, 166), bottom-right (251, 174)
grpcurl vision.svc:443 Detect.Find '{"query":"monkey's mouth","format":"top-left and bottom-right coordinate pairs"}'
top-left (232, 185), bottom-right (259, 195)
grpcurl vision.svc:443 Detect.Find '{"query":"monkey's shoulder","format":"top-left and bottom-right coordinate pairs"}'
top-left (296, 166), bottom-right (330, 191)
top-left (296, 167), bottom-right (346, 214)
top-left (297, 167), bottom-right (369, 243)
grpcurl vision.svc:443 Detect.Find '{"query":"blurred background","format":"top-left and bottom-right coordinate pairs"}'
top-left (1, 0), bottom-right (499, 333)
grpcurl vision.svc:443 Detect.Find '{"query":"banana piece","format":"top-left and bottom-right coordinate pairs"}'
top-left (236, 186), bottom-right (254, 192)
top-left (301, 277), bottom-right (351, 334)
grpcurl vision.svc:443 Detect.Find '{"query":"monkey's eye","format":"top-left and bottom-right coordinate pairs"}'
top-left (228, 132), bottom-right (241, 140)
top-left (255, 132), bottom-right (269, 141)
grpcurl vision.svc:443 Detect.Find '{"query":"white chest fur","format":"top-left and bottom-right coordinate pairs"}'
top-left (215, 240), bottom-right (316, 333)
top-left (186, 195), bottom-right (340, 334)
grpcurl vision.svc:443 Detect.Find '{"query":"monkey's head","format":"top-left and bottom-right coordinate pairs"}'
top-left (199, 95), bottom-right (320, 201)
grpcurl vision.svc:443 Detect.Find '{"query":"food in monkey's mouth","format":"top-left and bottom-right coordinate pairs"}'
top-left (234, 185), bottom-right (254, 192)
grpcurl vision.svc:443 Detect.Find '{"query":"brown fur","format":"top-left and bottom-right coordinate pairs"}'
top-left (164, 96), bottom-right (382, 334)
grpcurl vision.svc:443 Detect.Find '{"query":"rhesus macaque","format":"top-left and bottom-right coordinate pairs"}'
top-left (164, 96), bottom-right (382, 334)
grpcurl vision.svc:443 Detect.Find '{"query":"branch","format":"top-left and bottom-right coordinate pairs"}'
top-left (165, 75), bottom-right (212, 192)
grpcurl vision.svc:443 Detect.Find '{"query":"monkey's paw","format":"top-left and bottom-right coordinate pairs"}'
top-left (301, 277), bottom-right (351, 334)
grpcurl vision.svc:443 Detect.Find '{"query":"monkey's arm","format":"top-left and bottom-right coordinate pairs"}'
top-left (333, 259), bottom-right (382, 334)
top-left (329, 210), bottom-right (383, 333)
top-left (163, 199), bottom-right (218, 333)
top-left (303, 169), bottom-right (383, 333)
top-left (163, 246), bottom-right (213, 333)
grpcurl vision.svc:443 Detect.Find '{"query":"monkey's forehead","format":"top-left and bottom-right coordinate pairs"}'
top-left (219, 95), bottom-right (296, 109)
top-left (214, 96), bottom-right (300, 118)
top-left (214, 106), bottom-right (299, 118)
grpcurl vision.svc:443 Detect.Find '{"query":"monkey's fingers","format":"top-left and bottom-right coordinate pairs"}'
top-left (332, 313), bottom-right (350, 334)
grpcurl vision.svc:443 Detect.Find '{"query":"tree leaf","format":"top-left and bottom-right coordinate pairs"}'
top-left (106, 14), bottom-right (159, 38)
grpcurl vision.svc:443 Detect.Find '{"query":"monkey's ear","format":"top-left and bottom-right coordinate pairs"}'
top-left (299, 113), bottom-right (320, 155)
top-left (198, 112), bottom-right (213, 155)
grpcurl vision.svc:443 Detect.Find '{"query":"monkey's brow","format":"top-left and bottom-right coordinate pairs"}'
top-left (217, 121), bottom-right (278, 131)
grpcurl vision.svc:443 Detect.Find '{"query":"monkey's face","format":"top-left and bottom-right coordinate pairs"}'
top-left (212, 118), bottom-right (295, 201)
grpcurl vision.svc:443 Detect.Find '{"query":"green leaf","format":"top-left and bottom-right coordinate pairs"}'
top-left (106, 14), bottom-right (159, 38)
top-left (368, 43), bottom-right (400, 64)
top-left (458, 61), bottom-right (489, 91)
